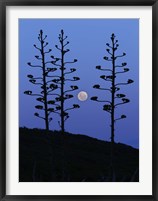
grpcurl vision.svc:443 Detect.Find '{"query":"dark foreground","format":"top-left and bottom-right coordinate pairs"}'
top-left (19, 127), bottom-right (139, 182)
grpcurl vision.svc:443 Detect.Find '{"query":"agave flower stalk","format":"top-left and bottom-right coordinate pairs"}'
top-left (52, 30), bottom-right (80, 133)
top-left (91, 33), bottom-right (134, 143)
top-left (24, 30), bottom-right (58, 131)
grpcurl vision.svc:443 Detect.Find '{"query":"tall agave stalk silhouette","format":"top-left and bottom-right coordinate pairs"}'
top-left (24, 30), bottom-right (58, 131)
top-left (91, 33), bottom-right (134, 144)
top-left (51, 29), bottom-right (80, 133)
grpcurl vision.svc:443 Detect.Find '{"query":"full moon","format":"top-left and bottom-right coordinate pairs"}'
top-left (77, 91), bottom-right (88, 101)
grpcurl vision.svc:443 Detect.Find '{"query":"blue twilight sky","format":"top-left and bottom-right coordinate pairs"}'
top-left (19, 19), bottom-right (139, 148)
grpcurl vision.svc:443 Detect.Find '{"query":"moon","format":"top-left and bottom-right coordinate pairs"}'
top-left (77, 91), bottom-right (88, 101)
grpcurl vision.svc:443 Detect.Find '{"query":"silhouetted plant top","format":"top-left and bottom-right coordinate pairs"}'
top-left (91, 33), bottom-right (134, 143)
top-left (24, 30), bottom-right (59, 131)
top-left (49, 29), bottom-right (80, 133)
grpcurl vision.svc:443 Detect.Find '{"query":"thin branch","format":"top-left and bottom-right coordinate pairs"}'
top-left (115, 82), bottom-right (128, 86)
top-left (106, 49), bottom-right (112, 56)
top-left (35, 56), bottom-right (42, 60)
top-left (115, 71), bottom-right (127, 75)
top-left (115, 53), bottom-right (126, 59)
top-left (93, 85), bottom-right (111, 91)
top-left (35, 115), bottom-right (45, 120)
top-left (32, 82), bottom-right (43, 85)
top-left (97, 87), bottom-right (111, 92)
top-left (45, 61), bottom-right (53, 65)
top-left (53, 63), bottom-right (62, 67)
top-left (64, 71), bottom-right (74, 75)
top-left (96, 100), bottom-right (111, 104)
top-left (63, 41), bottom-right (69, 47)
top-left (52, 111), bottom-right (60, 115)
top-left (114, 115), bottom-right (126, 121)
top-left (44, 49), bottom-right (52, 54)
top-left (27, 63), bottom-right (42, 69)
top-left (55, 45), bottom-right (61, 51)
top-left (64, 61), bottom-right (75, 65)
top-left (64, 69), bottom-right (76, 75)
top-left (43, 42), bottom-right (48, 48)
top-left (27, 93), bottom-right (44, 97)
top-left (106, 43), bottom-right (112, 49)
top-left (29, 80), bottom-right (42, 85)
top-left (43, 35), bottom-right (47, 41)
top-left (33, 44), bottom-right (41, 51)
top-left (63, 36), bottom-right (68, 41)
top-left (64, 89), bottom-right (74, 94)
top-left (100, 75), bottom-right (113, 82)
top-left (65, 79), bottom-right (78, 81)
top-left (96, 66), bottom-right (112, 72)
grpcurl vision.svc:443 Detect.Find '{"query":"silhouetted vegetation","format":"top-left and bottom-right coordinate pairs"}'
top-left (91, 33), bottom-right (134, 174)
top-left (19, 127), bottom-right (139, 182)
top-left (91, 33), bottom-right (134, 143)
top-left (22, 31), bottom-right (138, 183)
top-left (24, 30), bottom-right (59, 131)
top-left (52, 29), bottom-right (80, 133)
top-left (24, 29), bottom-right (80, 132)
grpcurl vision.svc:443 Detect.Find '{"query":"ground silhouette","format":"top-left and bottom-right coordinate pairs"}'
top-left (19, 127), bottom-right (139, 182)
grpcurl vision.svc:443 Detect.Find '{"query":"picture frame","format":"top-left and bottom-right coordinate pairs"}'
top-left (0, 0), bottom-right (157, 200)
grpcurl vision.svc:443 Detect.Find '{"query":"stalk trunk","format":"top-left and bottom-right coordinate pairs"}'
top-left (40, 30), bottom-right (49, 131)
top-left (61, 31), bottom-right (65, 134)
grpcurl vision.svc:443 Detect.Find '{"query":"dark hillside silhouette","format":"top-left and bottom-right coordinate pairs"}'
top-left (19, 127), bottom-right (139, 182)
